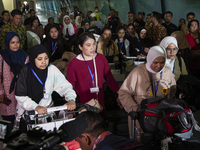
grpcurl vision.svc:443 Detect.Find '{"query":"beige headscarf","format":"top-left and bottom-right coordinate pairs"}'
top-left (160, 36), bottom-right (178, 73)
top-left (146, 46), bottom-right (166, 74)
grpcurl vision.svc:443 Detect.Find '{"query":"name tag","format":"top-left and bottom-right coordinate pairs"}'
top-left (44, 93), bottom-right (49, 99)
top-left (90, 87), bottom-right (99, 93)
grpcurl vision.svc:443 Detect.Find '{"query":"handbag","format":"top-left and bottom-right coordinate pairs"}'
top-left (79, 55), bottom-right (103, 113)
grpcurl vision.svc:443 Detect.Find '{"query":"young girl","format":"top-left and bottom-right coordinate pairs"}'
top-left (67, 33), bottom-right (119, 117)
top-left (115, 26), bottom-right (131, 57)
top-left (0, 32), bottom-right (28, 126)
top-left (15, 44), bottom-right (76, 122)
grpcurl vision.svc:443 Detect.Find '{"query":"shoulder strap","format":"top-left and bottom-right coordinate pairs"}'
top-left (177, 56), bottom-right (182, 72)
top-left (148, 72), bottom-right (155, 97)
top-left (1, 57), bottom-right (4, 83)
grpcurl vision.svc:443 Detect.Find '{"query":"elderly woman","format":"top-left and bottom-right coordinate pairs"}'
top-left (118, 46), bottom-right (176, 138)
top-left (160, 36), bottom-right (188, 81)
top-left (0, 32), bottom-right (28, 126)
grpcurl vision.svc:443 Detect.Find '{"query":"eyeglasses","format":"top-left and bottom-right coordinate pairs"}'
top-left (166, 47), bottom-right (178, 53)
top-left (191, 24), bottom-right (198, 28)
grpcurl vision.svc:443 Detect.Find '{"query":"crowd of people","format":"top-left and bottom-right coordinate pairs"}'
top-left (0, 5), bottom-right (200, 150)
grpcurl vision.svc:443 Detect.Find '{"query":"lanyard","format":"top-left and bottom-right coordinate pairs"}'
top-left (118, 38), bottom-right (124, 49)
top-left (172, 66), bottom-right (175, 75)
top-left (104, 46), bottom-right (110, 57)
top-left (29, 64), bottom-right (47, 92)
top-left (52, 41), bottom-right (57, 53)
top-left (66, 28), bottom-right (69, 36)
top-left (150, 71), bottom-right (163, 97)
top-left (81, 54), bottom-right (95, 85)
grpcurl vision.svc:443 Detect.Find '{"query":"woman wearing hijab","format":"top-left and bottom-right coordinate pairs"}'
top-left (118, 46), bottom-right (176, 138)
top-left (43, 24), bottom-right (71, 63)
top-left (160, 36), bottom-right (188, 81)
top-left (130, 28), bottom-right (152, 57)
top-left (75, 15), bottom-right (82, 29)
top-left (171, 31), bottom-right (192, 72)
top-left (0, 32), bottom-right (28, 126)
top-left (15, 44), bottom-right (76, 123)
top-left (60, 15), bottom-right (78, 42)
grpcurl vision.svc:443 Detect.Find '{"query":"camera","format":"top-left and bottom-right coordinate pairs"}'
top-left (0, 119), bottom-right (12, 142)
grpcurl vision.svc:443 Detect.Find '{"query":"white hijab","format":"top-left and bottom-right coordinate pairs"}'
top-left (160, 36), bottom-right (178, 72)
top-left (146, 46), bottom-right (166, 74)
top-left (63, 15), bottom-right (75, 36)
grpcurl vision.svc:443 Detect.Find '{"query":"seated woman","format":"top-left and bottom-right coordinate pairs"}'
top-left (118, 46), bottom-right (176, 138)
top-left (15, 44), bottom-right (76, 123)
top-left (97, 27), bottom-right (119, 64)
top-left (114, 26), bottom-right (131, 57)
top-left (60, 15), bottom-right (78, 42)
top-left (131, 28), bottom-right (152, 58)
top-left (75, 15), bottom-right (82, 29)
top-left (43, 24), bottom-right (71, 63)
top-left (0, 32), bottom-right (28, 126)
top-left (67, 33), bottom-right (119, 117)
top-left (26, 16), bottom-right (44, 41)
top-left (160, 36), bottom-right (188, 81)
top-left (185, 19), bottom-right (200, 79)
top-left (171, 31), bottom-right (192, 72)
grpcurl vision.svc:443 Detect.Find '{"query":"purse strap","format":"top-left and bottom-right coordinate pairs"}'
top-left (93, 55), bottom-right (99, 98)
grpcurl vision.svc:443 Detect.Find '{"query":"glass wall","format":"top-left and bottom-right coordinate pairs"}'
top-left (36, 0), bottom-right (200, 25)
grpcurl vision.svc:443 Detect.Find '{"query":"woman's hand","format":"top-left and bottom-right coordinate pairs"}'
top-left (0, 94), bottom-right (5, 103)
top-left (64, 101), bottom-right (76, 111)
top-left (116, 97), bottom-right (123, 109)
top-left (35, 106), bottom-right (47, 115)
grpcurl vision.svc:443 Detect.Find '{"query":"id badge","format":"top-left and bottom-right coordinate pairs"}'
top-left (44, 93), bottom-right (49, 99)
top-left (90, 87), bottom-right (99, 93)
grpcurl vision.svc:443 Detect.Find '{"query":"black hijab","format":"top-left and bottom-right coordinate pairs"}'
top-left (0, 32), bottom-right (27, 93)
top-left (27, 44), bottom-right (50, 104)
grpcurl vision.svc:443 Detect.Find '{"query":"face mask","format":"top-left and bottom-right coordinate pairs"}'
top-left (95, 9), bottom-right (98, 13)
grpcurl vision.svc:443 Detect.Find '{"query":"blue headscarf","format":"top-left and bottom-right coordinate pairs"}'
top-left (1, 32), bottom-right (27, 93)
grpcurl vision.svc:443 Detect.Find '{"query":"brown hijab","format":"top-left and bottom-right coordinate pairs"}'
top-left (171, 31), bottom-right (191, 49)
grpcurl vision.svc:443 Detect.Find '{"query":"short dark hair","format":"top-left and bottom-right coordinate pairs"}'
top-left (187, 12), bottom-right (195, 18)
top-left (1, 10), bottom-right (9, 16)
top-left (147, 13), bottom-right (151, 17)
top-left (82, 112), bottom-right (106, 138)
top-left (78, 32), bottom-right (96, 47)
top-left (152, 11), bottom-right (162, 22)
top-left (117, 25), bottom-right (126, 33)
top-left (11, 9), bottom-right (22, 17)
top-left (95, 6), bottom-right (98, 9)
top-left (188, 19), bottom-right (199, 30)
top-left (48, 17), bottom-right (54, 22)
top-left (101, 27), bottom-right (112, 34)
top-left (165, 11), bottom-right (173, 17)
top-left (29, 9), bottom-right (35, 13)
top-left (127, 23), bottom-right (135, 28)
top-left (128, 12), bottom-right (134, 15)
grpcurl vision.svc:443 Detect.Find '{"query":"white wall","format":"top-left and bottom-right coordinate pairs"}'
top-left (2, 0), bottom-right (15, 12)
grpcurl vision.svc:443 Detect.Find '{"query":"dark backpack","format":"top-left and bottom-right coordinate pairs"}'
top-left (138, 98), bottom-right (192, 136)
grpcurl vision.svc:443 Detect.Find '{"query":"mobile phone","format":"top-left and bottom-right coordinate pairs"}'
top-left (3, 99), bottom-right (12, 106)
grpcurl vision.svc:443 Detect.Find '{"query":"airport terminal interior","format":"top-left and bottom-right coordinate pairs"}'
top-left (1, 0), bottom-right (200, 149)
